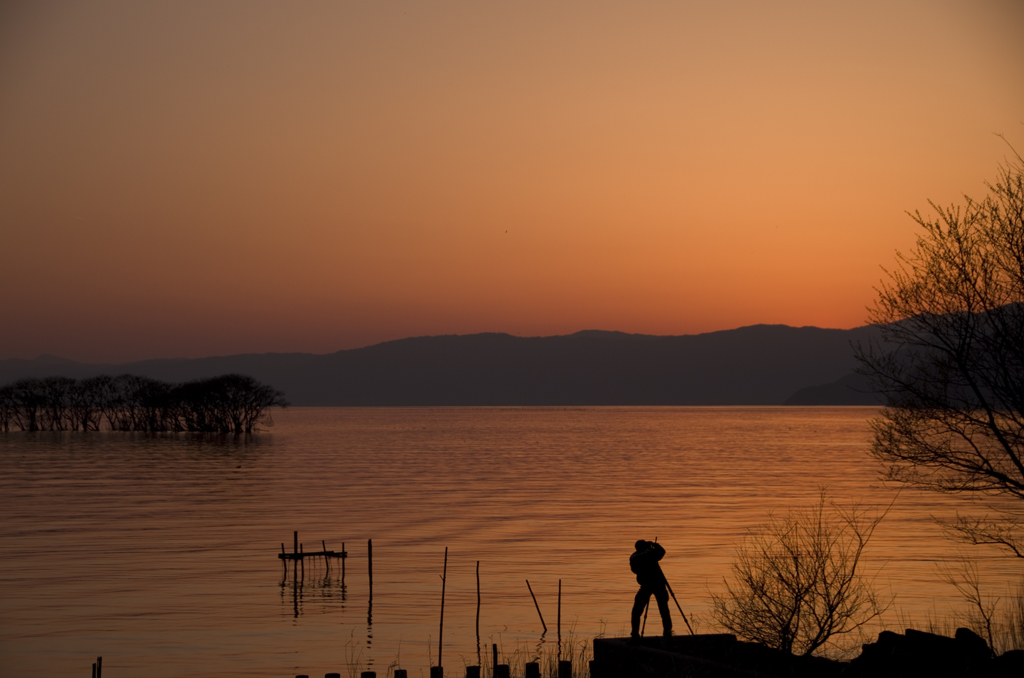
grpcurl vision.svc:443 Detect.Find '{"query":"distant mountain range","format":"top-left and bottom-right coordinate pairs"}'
top-left (0, 325), bottom-right (886, 406)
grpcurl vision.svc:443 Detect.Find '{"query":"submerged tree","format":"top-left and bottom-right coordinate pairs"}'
top-left (856, 148), bottom-right (1024, 559)
top-left (0, 384), bottom-right (15, 432)
top-left (711, 491), bottom-right (891, 656)
top-left (9, 378), bottom-right (46, 432)
top-left (0, 373), bottom-right (286, 434)
top-left (174, 374), bottom-right (287, 433)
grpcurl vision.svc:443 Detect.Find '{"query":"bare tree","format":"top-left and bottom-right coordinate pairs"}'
top-left (40, 376), bottom-right (75, 430)
top-left (711, 490), bottom-right (891, 656)
top-left (0, 373), bottom-right (286, 433)
top-left (175, 374), bottom-right (287, 433)
top-left (10, 379), bottom-right (45, 431)
top-left (71, 377), bottom-right (106, 431)
top-left (856, 148), bottom-right (1024, 559)
top-left (0, 384), bottom-right (14, 432)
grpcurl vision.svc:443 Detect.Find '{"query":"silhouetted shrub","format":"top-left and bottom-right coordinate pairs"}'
top-left (711, 490), bottom-right (891, 656)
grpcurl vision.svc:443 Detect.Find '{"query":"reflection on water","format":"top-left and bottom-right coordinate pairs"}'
top-left (1, 407), bottom-right (1022, 678)
top-left (279, 537), bottom-right (349, 620)
top-left (280, 569), bottom-right (348, 620)
top-left (535, 630), bottom-right (547, 664)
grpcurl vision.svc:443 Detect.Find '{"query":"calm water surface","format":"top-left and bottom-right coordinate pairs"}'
top-left (1, 407), bottom-right (1019, 677)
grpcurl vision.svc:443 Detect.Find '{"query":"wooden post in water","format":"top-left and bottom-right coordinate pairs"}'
top-left (96, 656), bottom-right (102, 678)
top-left (525, 663), bottom-right (540, 678)
top-left (557, 660), bottom-right (572, 678)
top-left (342, 541), bottom-right (346, 583)
top-left (292, 539), bottom-right (299, 618)
top-left (292, 531), bottom-right (298, 579)
top-left (492, 643), bottom-right (498, 676)
top-left (368, 539), bottom-right (373, 597)
top-left (323, 539), bottom-right (330, 574)
top-left (525, 580), bottom-right (547, 632)
top-left (300, 543), bottom-right (304, 578)
top-left (438, 546), bottom-right (448, 678)
top-left (475, 561), bottom-right (481, 646)
top-left (557, 579), bottom-right (562, 660)
top-left (466, 667), bottom-right (480, 678)
top-left (394, 671), bottom-right (407, 678)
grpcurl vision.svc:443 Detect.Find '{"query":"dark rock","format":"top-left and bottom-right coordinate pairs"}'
top-left (991, 649), bottom-right (1024, 675)
top-left (593, 629), bottom-right (1005, 678)
top-left (593, 635), bottom-right (849, 678)
top-left (849, 627), bottom-right (995, 677)
top-left (953, 627), bottom-right (991, 661)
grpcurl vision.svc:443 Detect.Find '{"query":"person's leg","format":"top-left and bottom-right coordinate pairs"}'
top-left (630, 587), bottom-right (651, 638)
top-left (653, 586), bottom-right (672, 636)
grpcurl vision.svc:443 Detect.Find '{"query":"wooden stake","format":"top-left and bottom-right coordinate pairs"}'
top-left (557, 579), bottom-right (562, 660)
top-left (525, 580), bottom-right (547, 632)
top-left (438, 546), bottom-right (448, 676)
top-left (475, 561), bottom-right (480, 646)
top-left (368, 539), bottom-right (373, 596)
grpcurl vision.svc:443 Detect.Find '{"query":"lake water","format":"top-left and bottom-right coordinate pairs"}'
top-left (1, 407), bottom-right (1020, 677)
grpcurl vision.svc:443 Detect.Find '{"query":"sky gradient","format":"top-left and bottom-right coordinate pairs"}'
top-left (2, 0), bottom-right (1023, 363)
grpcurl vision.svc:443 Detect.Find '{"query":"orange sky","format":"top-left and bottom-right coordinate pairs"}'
top-left (1, 1), bottom-right (1023, 363)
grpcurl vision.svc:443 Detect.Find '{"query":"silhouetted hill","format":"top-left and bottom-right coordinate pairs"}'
top-left (784, 371), bottom-right (882, 406)
top-left (0, 325), bottom-right (886, 405)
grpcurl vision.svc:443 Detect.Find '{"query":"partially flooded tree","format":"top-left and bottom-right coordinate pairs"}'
top-left (208, 374), bottom-right (287, 433)
top-left (9, 379), bottom-right (45, 431)
top-left (0, 384), bottom-right (15, 432)
top-left (174, 374), bottom-right (286, 433)
top-left (40, 376), bottom-right (75, 431)
top-left (711, 491), bottom-right (890, 656)
top-left (0, 373), bottom-right (286, 433)
top-left (856, 149), bottom-right (1024, 559)
top-left (71, 376), bottom-right (107, 431)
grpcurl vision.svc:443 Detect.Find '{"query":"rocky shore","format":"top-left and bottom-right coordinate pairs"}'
top-left (592, 628), bottom-right (1024, 678)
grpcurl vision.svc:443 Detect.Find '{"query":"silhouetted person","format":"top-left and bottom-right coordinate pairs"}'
top-left (630, 539), bottom-right (671, 639)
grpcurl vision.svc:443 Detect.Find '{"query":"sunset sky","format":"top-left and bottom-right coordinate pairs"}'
top-left (2, 0), bottom-right (1022, 363)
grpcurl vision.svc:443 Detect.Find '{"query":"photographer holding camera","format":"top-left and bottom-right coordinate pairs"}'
top-left (629, 539), bottom-right (672, 640)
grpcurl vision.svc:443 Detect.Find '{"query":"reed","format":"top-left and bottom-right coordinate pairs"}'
top-left (343, 630), bottom-right (366, 678)
top-left (940, 573), bottom-right (1024, 655)
top-left (476, 623), bottom-right (593, 678)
